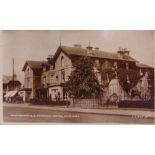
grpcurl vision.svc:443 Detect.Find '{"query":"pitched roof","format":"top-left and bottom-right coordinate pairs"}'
top-left (59, 46), bottom-right (136, 62)
top-left (4, 90), bottom-right (18, 98)
top-left (22, 60), bottom-right (43, 73)
top-left (136, 63), bottom-right (153, 69)
top-left (7, 80), bottom-right (21, 86)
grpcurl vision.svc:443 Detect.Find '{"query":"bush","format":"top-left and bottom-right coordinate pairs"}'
top-left (118, 100), bottom-right (154, 109)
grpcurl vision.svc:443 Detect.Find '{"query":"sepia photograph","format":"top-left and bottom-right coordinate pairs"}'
top-left (2, 30), bottom-right (154, 124)
top-left (1, 1), bottom-right (155, 155)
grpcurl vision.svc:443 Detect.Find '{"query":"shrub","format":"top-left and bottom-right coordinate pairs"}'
top-left (118, 100), bottom-right (154, 109)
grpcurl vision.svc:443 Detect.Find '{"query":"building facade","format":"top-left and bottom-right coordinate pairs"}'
top-left (22, 45), bottom-right (154, 102)
top-left (22, 61), bottom-right (42, 102)
top-left (3, 75), bottom-right (22, 102)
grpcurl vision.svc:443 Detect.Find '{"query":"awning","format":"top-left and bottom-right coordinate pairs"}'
top-left (4, 91), bottom-right (18, 98)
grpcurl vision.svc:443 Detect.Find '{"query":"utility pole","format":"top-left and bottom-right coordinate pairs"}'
top-left (59, 35), bottom-right (61, 46)
top-left (12, 58), bottom-right (14, 90)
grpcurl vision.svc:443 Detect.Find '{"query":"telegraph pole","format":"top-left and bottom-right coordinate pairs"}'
top-left (12, 58), bottom-right (14, 90)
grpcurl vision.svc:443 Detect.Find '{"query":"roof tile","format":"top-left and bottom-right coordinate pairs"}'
top-left (60, 46), bottom-right (136, 62)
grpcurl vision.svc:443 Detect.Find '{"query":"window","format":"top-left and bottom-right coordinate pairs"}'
top-left (95, 59), bottom-right (100, 67)
top-left (43, 76), bottom-right (46, 84)
top-left (50, 65), bottom-right (54, 70)
top-left (50, 75), bottom-right (54, 83)
top-left (126, 62), bottom-right (129, 70)
top-left (106, 73), bottom-right (109, 83)
top-left (96, 72), bottom-right (101, 84)
top-left (56, 75), bottom-right (58, 82)
top-left (61, 56), bottom-right (64, 68)
top-left (61, 69), bottom-right (65, 82)
top-left (114, 61), bottom-right (118, 68)
top-left (94, 67), bottom-right (101, 84)
top-left (27, 68), bottom-right (29, 75)
top-left (105, 60), bottom-right (109, 68)
top-left (27, 78), bottom-right (30, 88)
top-left (43, 66), bottom-right (46, 72)
top-left (139, 69), bottom-right (143, 76)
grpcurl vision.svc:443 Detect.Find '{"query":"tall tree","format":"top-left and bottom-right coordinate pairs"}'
top-left (100, 67), bottom-right (140, 94)
top-left (66, 56), bottom-right (103, 98)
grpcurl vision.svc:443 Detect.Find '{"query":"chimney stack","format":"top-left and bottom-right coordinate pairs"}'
top-left (74, 44), bottom-right (82, 48)
top-left (86, 46), bottom-right (93, 51)
top-left (117, 47), bottom-right (130, 58)
top-left (47, 54), bottom-right (53, 62)
top-left (94, 47), bottom-right (99, 51)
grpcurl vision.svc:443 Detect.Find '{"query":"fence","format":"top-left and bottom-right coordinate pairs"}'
top-left (72, 97), bottom-right (112, 109)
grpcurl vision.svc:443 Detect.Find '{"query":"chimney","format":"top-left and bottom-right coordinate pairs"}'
top-left (117, 48), bottom-right (123, 59)
top-left (117, 47), bottom-right (130, 58)
top-left (94, 47), bottom-right (99, 51)
top-left (124, 50), bottom-right (130, 57)
top-left (74, 44), bottom-right (82, 48)
top-left (86, 45), bottom-right (93, 51)
top-left (47, 54), bottom-right (53, 62)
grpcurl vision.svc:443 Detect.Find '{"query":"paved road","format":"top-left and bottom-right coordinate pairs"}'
top-left (3, 105), bottom-right (154, 124)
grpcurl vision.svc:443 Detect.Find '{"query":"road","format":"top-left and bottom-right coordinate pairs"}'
top-left (3, 105), bottom-right (154, 124)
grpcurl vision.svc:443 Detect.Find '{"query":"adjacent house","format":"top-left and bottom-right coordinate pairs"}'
top-left (21, 61), bottom-right (42, 102)
top-left (3, 75), bottom-right (13, 94)
top-left (3, 75), bottom-right (22, 102)
top-left (3, 74), bottom-right (21, 92)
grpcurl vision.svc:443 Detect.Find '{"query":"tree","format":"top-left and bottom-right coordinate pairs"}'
top-left (117, 68), bottom-right (139, 92)
top-left (66, 56), bottom-right (103, 98)
top-left (100, 67), bottom-right (140, 94)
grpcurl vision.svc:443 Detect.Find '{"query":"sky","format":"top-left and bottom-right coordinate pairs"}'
top-left (1, 30), bottom-right (154, 84)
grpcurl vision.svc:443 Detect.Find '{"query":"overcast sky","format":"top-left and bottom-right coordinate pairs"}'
top-left (1, 30), bottom-right (154, 84)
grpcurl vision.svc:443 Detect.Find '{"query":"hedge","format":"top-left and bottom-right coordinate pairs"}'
top-left (118, 100), bottom-right (154, 109)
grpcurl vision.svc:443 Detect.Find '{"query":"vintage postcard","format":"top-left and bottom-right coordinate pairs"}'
top-left (1, 30), bottom-right (154, 124)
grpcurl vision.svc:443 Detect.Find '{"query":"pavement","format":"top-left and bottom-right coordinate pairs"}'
top-left (3, 103), bottom-right (155, 119)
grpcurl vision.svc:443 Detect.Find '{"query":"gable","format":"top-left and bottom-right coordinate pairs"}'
top-left (22, 60), bottom-right (43, 75)
top-left (53, 46), bottom-right (71, 63)
top-left (54, 50), bottom-right (72, 70)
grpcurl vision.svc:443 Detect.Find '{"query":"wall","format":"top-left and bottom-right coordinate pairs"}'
top-left (42, 52), bottom-right (73, 100)
top-left (24, 65), bottom-right (33, 98)
top-left (33, 75), bottom-right (42, 98)
top-left (54, 52), bottom-right (72, 84)
top-left (41, 70), bottom-right (52, 86)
